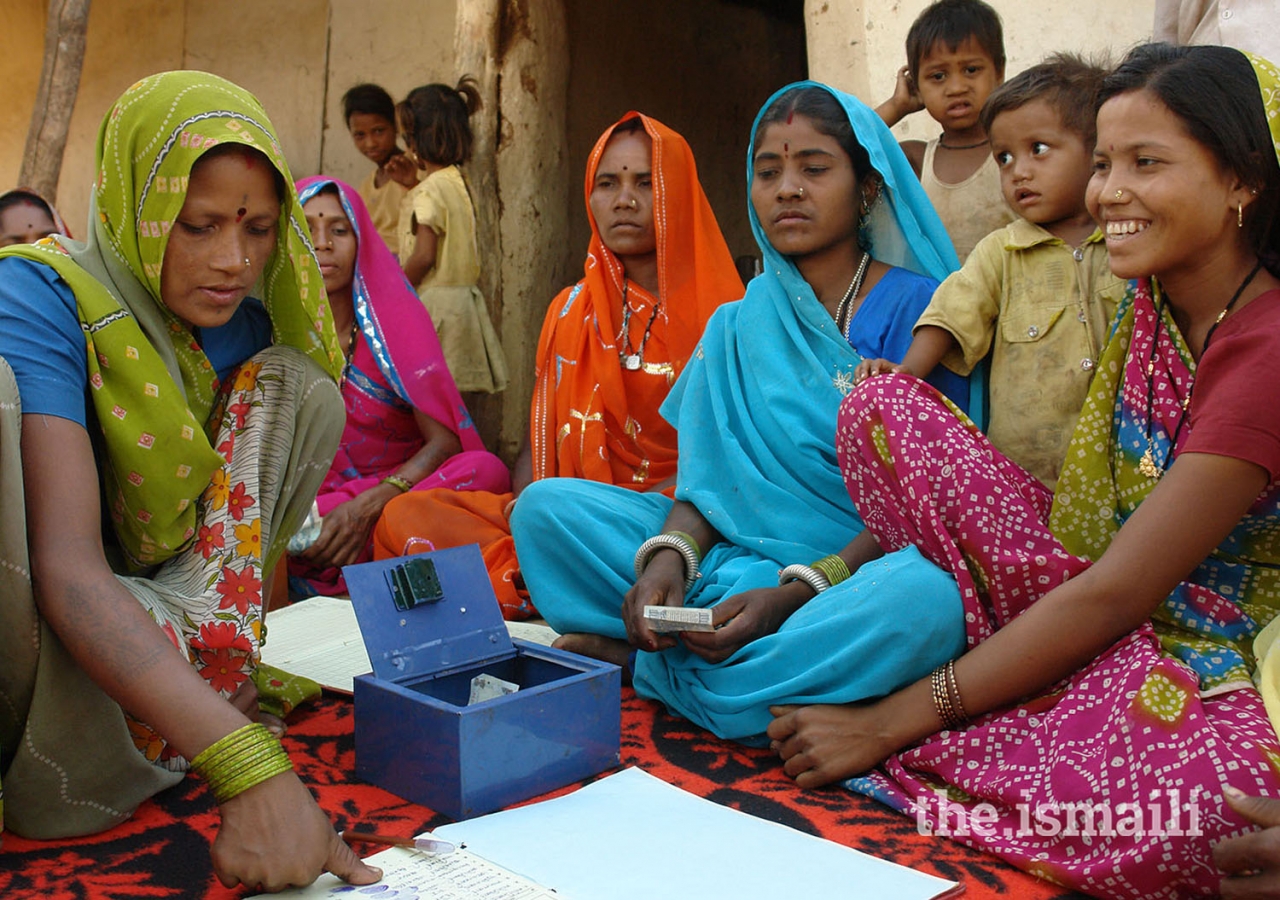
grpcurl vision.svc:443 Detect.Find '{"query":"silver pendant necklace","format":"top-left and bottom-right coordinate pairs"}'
top-left (618, 281), bottom-right (661, 371)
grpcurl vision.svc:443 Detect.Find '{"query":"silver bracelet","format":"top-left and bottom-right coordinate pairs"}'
top-left (778, 563), bottom-right (831, 594)
top-left (634, 534), bottom-right (701, 591)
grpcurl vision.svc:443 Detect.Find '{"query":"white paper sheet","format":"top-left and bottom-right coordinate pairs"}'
top-left (260, 596), bottom-right (371, 694)
top-left (252, 769), bottom-right (958, 900)
top-left (435, 767), bottom-right (960, 900)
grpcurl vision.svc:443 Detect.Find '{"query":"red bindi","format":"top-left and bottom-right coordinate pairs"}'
top-left (236, 207), bottom-right (246, 222)
top-left (783, 143), bottom-right (789, 153)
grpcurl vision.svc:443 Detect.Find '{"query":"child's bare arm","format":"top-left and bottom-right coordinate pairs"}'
top-left (875, 66), bottom-right (924, 127)
top-left (899, 325), bottom-right (955, 377)
top-left (900, 140), bottom-right (926, 179)
top-left (384, 154), bottom-right (419, 189)
top-left (854, 325), bottom-right (956, 384)
top-left (402, 220), bottom-right (438, 287)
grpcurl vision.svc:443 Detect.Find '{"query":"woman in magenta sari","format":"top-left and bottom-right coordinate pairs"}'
top-left (289, 177), bottom-right (508, 595)
top-left (769, 44), bottom-right (1280, 898)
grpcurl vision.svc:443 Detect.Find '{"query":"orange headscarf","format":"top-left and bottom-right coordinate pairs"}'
top-left (530, 113), bottom-right (742, 487)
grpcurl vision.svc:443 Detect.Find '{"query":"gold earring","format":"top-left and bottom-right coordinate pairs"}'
top-left (1239, 201), bottom-right (1244, 229)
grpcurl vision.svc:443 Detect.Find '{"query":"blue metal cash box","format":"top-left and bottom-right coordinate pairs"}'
top-left (344, 545), bottom-right (621, 820)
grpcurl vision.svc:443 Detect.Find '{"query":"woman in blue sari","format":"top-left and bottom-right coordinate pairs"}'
top-left (512, 83), bottom-right (970, 741)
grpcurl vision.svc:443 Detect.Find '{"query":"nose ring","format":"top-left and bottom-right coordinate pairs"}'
top-left (243, 257), bottom-right (251, 268)
top-left (1114, 189), bottom-right (1124, 201)
top-left (797, 187), bottom-right (806, 198)
top-left (628, 199), bottom-right (638, 210)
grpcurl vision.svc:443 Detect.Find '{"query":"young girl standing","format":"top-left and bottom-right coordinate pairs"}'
top-left (397, 77), bottom-right (507, 394)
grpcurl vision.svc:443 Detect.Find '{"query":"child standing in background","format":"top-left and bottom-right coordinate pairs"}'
top-left (858, 54), bottom-right (1127, 489)
top-left (342, 84), bottom-right (417, 253)
top-left (397, 78), bottom-right (508, 394)
top-left (877, 0), bottom-right (1015, 260)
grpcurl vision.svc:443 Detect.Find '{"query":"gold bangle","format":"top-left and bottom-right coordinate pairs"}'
top-left (381, 474), bottom-right (414, 493)
top-left (931, 665), bottom-right (957, 730)
top-left (190, 723), bottom-right (294, 805)
top-left (946, 659), bottom-right (969, 723)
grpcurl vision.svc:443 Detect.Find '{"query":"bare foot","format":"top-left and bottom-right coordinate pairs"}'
top-left (553, 633), bottom-right (632, 682)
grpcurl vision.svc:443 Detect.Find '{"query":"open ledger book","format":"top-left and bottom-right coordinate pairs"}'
top-left (258, 767), bottom-right (962, 899)
top-left (260, 595), bottom-right (558, 694)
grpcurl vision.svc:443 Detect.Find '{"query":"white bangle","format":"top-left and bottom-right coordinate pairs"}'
top-left (778, 564), bottom-right (831, 594)
top-left (634, 534), bottom-right (701, 591)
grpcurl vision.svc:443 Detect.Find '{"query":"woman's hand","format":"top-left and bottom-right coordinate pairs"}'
top-left (1215, 789), bottom-right (1280, 898)
top-left (767, 700), bottom-right (900, 789)
top-left (621, 549), bottom-right (687, 652)
top-left (681, 582), bottom-right (812, 664)
top-left (213, 770), bottom-right (381, 892)
top-left (297, 486), bottom-right (398, 571)
top-left (854, 357), bottom-right (902, 384)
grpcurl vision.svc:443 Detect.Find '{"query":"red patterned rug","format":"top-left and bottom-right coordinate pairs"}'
top-left (0, 691), bottom-right (1084, 899)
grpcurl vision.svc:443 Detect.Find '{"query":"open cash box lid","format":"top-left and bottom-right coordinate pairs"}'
top-left (344, 544), bottom-right (514, 683)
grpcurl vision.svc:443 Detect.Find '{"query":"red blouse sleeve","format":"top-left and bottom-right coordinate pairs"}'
top-left (1182, 290), bottom-right (1280, 481)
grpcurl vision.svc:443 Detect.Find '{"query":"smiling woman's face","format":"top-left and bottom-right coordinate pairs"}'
top-left (1087, 87), bottom-right (1248, 285)
top-left (588, 129), bottom-right (656, 266)
top-left (159, 148), bottom-right (280, 328)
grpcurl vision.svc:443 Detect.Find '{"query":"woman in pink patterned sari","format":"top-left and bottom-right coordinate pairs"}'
top-left (289, 177), bottom-right (508, 595)
top-left (768, 45), bottom-right (1280, 898)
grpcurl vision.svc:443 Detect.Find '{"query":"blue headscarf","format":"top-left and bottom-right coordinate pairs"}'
top-left (660, 81), bottom-right (965, 563)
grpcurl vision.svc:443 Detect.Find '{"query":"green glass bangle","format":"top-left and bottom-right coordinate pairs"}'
top-left (811, 554), bottom-right (851, 588)
top-left (381, 474), bottom-right (414, 493)
top-left (191, 722), bottom-right (294, 805)
top-left (663, 530), bottom-right (703, 563)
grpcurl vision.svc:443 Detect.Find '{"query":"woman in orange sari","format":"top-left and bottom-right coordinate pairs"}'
top-left (373, 113), bottom-right (743, 618)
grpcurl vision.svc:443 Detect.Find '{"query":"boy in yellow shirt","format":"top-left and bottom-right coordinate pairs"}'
top-left (343, 83), bottom-right (417, 253)
top-left (858, 54), bottom-right (1128, 488)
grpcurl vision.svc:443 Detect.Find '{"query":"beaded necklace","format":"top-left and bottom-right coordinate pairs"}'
top-left (618, 280), bottom-right (661, 371)
top-left (835, 250), bottom-right (871, 338)
top-left (1138, 261), bottom-right (1263, 478)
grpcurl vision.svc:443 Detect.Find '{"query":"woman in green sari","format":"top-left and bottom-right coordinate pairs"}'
top-left (0, 72), bottom-right (380, 891)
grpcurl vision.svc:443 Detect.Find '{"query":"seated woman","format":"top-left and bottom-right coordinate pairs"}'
top-left (372, 113), bottom-right (743, 619)
top-left (0, 188), bottom-right (70, 246)
top-left (510, 83), bottom-right (971, 741)
top-left (288, 177), bottom-right (509, 596)
top-left (769, 45), bottom-right (1280, 898)
top-left (0, 73), bottom-right (379, 891)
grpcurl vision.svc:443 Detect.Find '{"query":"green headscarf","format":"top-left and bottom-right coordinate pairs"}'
top-left (1247, 52), bottom-right (1280, 169)
top-left (0, 71), bottom-right (340, 569)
